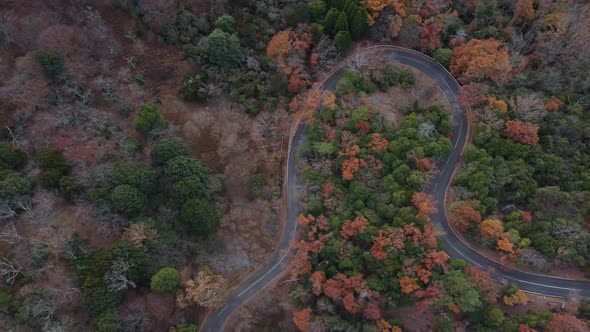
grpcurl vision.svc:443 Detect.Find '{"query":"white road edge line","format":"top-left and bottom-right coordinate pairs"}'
top-left (216, 305), bottom-right (229, 317)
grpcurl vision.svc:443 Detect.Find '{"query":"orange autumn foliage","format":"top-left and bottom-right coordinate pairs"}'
top-left (340, 216), bottom-right (369, 239)
top-left (466, 266), bottom-right (499, 303)
top-left (391, 0), bottom-right (407, 16)
top-left (503, 290), bottom-right (528, 306)
top-left (412, 192), bottom-right (437, 222)
top-left (514, 0), bottom-right (535, 23)
top-left (363, 0), bottom-right (390, 25)
top-left (288, 69), bottom-right (308, 94)
top-left (341, 156), bottom-right (367, 180)
top-left (487, 96), bottom-right (508, 113)
top-left (414, 266), bottom-right (432, 284)
top-left (355, 120), bottom-right (371, 134)
top-left (422, 224), bottom-right (439, 249)
top-left (452, 201), bottom-right (482, 232)
top-left (545, 313), bottom-right (589, 332)
top-left (450, 38), bottom-right (511, 84)
top-left (310, 271), bottom-right (326, 296)
top-left (322, 181), bottom-right (334, 201)
top-left (323, 278), bottom-right (343, 301)
top-left (370, 230), bottom-right (391, 260)
top-left (420, 19), bottom-right (444, 52)
top-left (505, 120), bottom-right (539, 145)
top-left (293, 307), bottom-right (311, 332)
top-left (367, 133), bottom-right (389, 152)
top-left (400, 276), bottom-right (420, 294)
top-left (422, 251), bottom-right (448, 270)
top-left (544, 96), bottom-right (563, 112)
top-left (266, 30), bottom-right (291, 59)
top-left (415, 157), bottom-right (434, 172)
top-left (479, 219), bottom-right (504, 240)
top-left (297, 214), bottom-right (315, 229)
top-left (496, 237), bottom-right (515, 253)
top-left (518, 324), bottom-right (538, 332)
top-left (448, 302), bottom-right (461, 314)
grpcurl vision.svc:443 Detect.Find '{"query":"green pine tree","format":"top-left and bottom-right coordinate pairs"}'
top-left (335, 12), bottom-right (349, 33)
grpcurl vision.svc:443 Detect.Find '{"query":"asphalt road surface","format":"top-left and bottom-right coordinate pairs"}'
top-left (201, 46), bottom-right (590, 332)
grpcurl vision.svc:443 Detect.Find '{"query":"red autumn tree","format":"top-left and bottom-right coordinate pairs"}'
top-left (458, 82), bottom-right (490, 108)
top-left (422, 224), bottom-right (439, 249)
top-left (465, 266), bottom-right (499, 303)
top-left (514, 0), bottom-right (535, 23)
top-left (322, 181), bottom-right (334, 201)
top-left (518, 324), bottom-right (538, 332)
top-left (422, 251), bottom-right (448, 270)
top-left (355, 120), bottom-right (371, 134)
top-left (288, 68), bottom-right (308, 94)
top-left (452, 201), bottom-right (482, 232)
top-left (293, 307), bottom-right (311, 331)
top-left (545, 313), bottom-right (588, 332)
top-left (367, 133), bottom-right (389, 152)
top-left (363, 300), bottom-right (382, 321)
top-left (341, 216), bottom-right (369, 239)
top-left (450, 38), bottom-right (511, 84)
top-left (544, 96), bottom-right (563, 112)
top-left (371, 230), bottom-right (391, 260)
top-left (323, 278), bottom-right (343, 301)
top-left (310, 271), bottom-right (326, 296)
top-left (504, 120), bottom-right (539, 145)
top-left (415, 157), bottom-right (434, 172)
top-left (412, 192), bottom-right (437, 222)
top-left (420, 20), bottom-right (443, 52)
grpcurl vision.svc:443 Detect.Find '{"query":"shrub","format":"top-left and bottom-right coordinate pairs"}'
top-left (206, 29), bottom-right (241, 69)
top-left (180, 199), bottom-right (220, 237)
top-left (83, 276), bottom-right (121, 316)
top-left (35, 50), bottom-right (64, 80)
top-left (134, 104), bottom-right (167, 134)
top-left (0, 170), bottom-right (32, 196)
top-left (112, 162), bottom-right (158, 194)
top-left (164, 156), bottom-right (210, 183)
top-left (433, 48), bottom-right (453, 68)
top-left (0, 142), bottom-right (25, 169)
top-left (150, 267), bottom-right (181, 294)
top-left (249, 173), bottom-right (266, 199)
top-left (172, 175), bottom-right (210, 203)
top-left (35, 150), bottom-right (70, 173)
top-left (214, 14), bottom-right (235, 33)
top-left (308, 0), bottom-right (327, 22)
top-left (170, 324), bottom-right (199, 332)
top-left (111, 185), bottom-right (147, 217)
top-left (94, 310), bottom-right (119, 332)
top-left (181, 72), bottom-right (209, 102)
top-left (41, 168), bottom-right (62, 189)
top-left (60, 176), bottom-right (83, 201)
top-left (151, 139), bottom-right (189, 166)
top-left (334, 31), bottom-right (352, 52)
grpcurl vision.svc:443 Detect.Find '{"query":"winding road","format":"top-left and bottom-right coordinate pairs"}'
top-left (201, 46), bottom-right (590, 331)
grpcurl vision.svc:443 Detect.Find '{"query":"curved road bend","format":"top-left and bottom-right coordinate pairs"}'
top-left (202, 46), bottom-right (590, 331)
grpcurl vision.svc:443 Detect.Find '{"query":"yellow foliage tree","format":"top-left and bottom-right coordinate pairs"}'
top-left (503, 290), bottom-right (528, 306)
top-left (479, 219), bottom-right (504, 241)
top-left (487, 97), bottom-right (508, 113)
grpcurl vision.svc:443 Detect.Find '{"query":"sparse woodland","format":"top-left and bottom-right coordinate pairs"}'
top-left (0, 0), bottom-right (589, 331)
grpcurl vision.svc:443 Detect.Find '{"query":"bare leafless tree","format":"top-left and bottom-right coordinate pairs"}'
top-left (22, 191), bottom-right (56, 224)
top-left (0, 256), bottom-right (22, 284)
top-left (104, 255), bottom-right (136, 294)
top-left (0, 223), bottom-right (22, 244)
